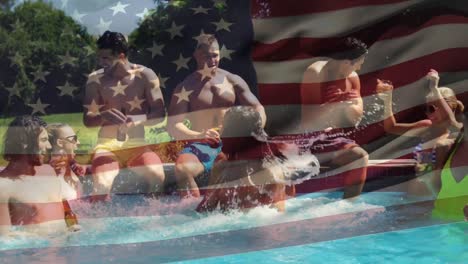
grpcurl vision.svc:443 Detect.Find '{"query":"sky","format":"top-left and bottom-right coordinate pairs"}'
top-left (14, 0), bottom-right (157, 35)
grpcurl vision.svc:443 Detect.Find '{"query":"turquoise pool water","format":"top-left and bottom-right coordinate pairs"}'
top-left (191, 222), bottom-right (467, 264)
top-left (0, 192), bottom-right (465, 263)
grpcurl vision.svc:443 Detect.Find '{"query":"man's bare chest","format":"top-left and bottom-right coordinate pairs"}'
top-left (191, 79), bottom-right (236, 109)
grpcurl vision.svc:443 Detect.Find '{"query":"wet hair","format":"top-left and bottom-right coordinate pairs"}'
top-left (196, 34), bottom-right (219, 51)
top-left (46, 123), bottom-right (69, 148)
top-left (3, 115), bottom-right (47, 161)
top-left (97, 31), bottom-right (128, 55)
top-left (222, 106), bottom-right (267, 139)
top-left (329, 37), bottom-right (368, 61)
top-left (437, 87), bottom-right (465, 115)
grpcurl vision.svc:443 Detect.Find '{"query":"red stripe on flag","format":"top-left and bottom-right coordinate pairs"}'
top-left (252, 15), bottom-right (468, 61)
top-left (258, 48), bottom-right (468, 105)
top-left (251, 0), bottom-right (409, 18)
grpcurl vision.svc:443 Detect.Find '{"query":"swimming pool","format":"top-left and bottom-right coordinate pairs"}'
top-left (1, 192), bottom-right (466, 263)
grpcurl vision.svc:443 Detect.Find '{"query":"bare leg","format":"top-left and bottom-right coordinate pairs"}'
top-left (174, 153), bottom-right (204, 198)
top-left (331, 147), bottom-right (368, 199)
top-left (128, 150), bottom-right (165, 196)
top-left (91, 151), bottom-right (120, 201)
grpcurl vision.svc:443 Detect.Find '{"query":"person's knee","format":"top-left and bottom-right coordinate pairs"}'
top-left (92, 155), bottom-right (119, 174)
top-left (349, 147), bottom-right (368, 164)
top-left (174, 156), bottom-right (203, 180)
top-left (143, 165), bottom-right (165, 184)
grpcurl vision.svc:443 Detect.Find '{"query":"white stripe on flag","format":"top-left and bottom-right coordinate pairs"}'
top-left (254, 23), bottom-right (468, 84)
top-left (252, 0), bottom-right (423, 43)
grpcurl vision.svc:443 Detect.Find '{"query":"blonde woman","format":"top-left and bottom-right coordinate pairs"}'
top-left (376, 69), bottom-right (464, 196)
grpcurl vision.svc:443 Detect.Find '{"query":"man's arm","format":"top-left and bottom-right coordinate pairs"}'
top-left (83, 71), bottom-right (106, 128)
top-left (167, 83), bottom-right (202, 140)
top-left (231, 74), bottom-right (267, 127)
top-left (300, 66), bottom-right (328, 131)
top-left (0, 180), bottom-right (11, 235)
top-left (138, 69), bottom-right (166, 127)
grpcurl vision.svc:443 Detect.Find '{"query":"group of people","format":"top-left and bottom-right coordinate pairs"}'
top-left (1, 31), bottom-right (467, 235)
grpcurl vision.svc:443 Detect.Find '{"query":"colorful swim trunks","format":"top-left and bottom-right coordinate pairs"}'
top-left (93, 138), bottom-right (156, 166)
top-left (180, 142), bottom-right (223, 174)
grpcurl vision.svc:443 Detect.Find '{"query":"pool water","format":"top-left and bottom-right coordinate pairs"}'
top-left (0, 192), bottom-right (466, 263)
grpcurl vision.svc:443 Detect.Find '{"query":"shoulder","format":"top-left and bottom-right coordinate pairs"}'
top-left (349, 71), bottom-right (359, 78)
top-left (86, 69), bottom-right (105, 89)
top-left (35, 164), bottom-right (57, 177)
top-left (223, 70), bottom-right (247, 86)
top-left (303, 61), bottom-right (325, 81)
top-left (0, 177), bottom-right (12, 201)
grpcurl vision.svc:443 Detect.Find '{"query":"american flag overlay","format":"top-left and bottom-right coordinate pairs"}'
top-left (1, 0), bottom-right (468, 262)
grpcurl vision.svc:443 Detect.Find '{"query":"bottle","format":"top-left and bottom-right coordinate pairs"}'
top-left (63, 200), bottom-right (80, 231)
top-left (117, 108), bottom-right (127, 142)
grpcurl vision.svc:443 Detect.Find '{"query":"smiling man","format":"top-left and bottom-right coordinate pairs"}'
top-left (168, 34), bottom-right (266, 198)
top-left (0, 116), bottom-right (77, 235)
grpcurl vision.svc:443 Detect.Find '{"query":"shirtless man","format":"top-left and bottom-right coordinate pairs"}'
top-left (83, 31), bottom-right (166, 200)
top-left (48, 123), bottom-right (88, 197)
top-left (168, 34), bottom-right (266, 198)
top-left (0, 116), bottom-right (77, 235)
top-left (301, 38), bottom-right (369, 199)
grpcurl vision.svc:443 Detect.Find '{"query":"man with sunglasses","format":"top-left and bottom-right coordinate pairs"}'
top-left (47, 123), bottom-right (88, 197)
top-left (1, 116), bottom-right (78, 234)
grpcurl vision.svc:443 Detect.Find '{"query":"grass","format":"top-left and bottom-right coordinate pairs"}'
top-left (0, 113), bottom-right (174, 166)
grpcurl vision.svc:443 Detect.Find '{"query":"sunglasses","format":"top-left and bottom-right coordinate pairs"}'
top-left (425, 104), bottom-right (438, 114)
top-left (60, 135), bottom-right (78, 143)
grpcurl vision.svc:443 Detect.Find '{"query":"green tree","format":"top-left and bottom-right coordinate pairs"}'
top-left (0, 0), bottom-right (96, 116)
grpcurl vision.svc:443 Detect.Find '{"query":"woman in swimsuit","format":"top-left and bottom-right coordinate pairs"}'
top-left (376, 69), bottom-right (464, 196)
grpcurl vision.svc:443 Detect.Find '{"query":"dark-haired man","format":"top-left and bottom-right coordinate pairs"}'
top-left (300, 38), bottom-right (369, 199)
top-left (83, 31), bottom-right (166, 200)
top-left (168, 34), bottom-right (266, 198)
top-left (0, 116), bottom-right (77, 234)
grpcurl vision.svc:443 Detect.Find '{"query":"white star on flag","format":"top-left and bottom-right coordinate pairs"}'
top-left (127, 96), bottom-right (146, 111)
top-left (31, 67), bottom-right (50, 83)
top-left (11, 19), bottom-right (23, 31)
top-left (157, 74), bottom-right (169, 89)
top-left (172, 54), bottom-right (190, 72)
top-left (136, 8), bottom-right (150, 20)
top-left (149, 80), bottom-right (162, 101)
top-left (212, 18), bottom-right (233, 32)
top-left (166, 21), bottom-right (184, 39)
top-left (57, 81), bottom-right (78, 97)
top-left (216, 77), bottom-right (234, 95)
top-left (27, 98), bottom-right (50, 115)
top-left (110, 81), bottom-right (128, 96)
top-left (147, 42), bottom-right (164, 58)
top-left (60, 0), bottom-right (68, 9)
top-left (128, 66), bottom-right (144, 80)
top-left (87, 70), bottom-right (103, 85)
top-left (193, 29), bottom-right (210, 45)
top-left (5, 84), bottom-right (22, 98)
top-left (220, 45), bottom-right (235, 61)
top-left (109, 1), bottom-right (130, 16)
top-left (191, 6), bottom-right (210, 15)
top-left (9, 53), bottom-right (23, 67)
top-left (84, 46), bottom-right (95, 57)
top-left (198, 63), bottom-right (213, 81)
top-left (84, 99), bottom-right (104, 115)
top-left (71, 9), bottom-right (87, 24)
top-left (59, 51), bottom-right (77, 68)
top-left (96, 17), bottom-right (112, 34)
top-left (174, 87), bottom-right (193, 104)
